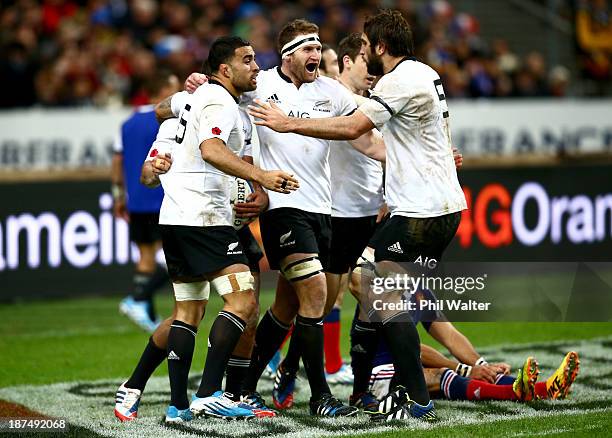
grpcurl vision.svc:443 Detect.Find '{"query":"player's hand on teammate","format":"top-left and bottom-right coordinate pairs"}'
top-left (453, 147), bottom-right (463, 169)
top-left (234, 189), bottom-right (269, 219)
top-left (151, 153), bottom-right (172, 175)
top-left (185, 72), bottom-right (208, 93)
top-left (256, 170), bottom-right (299, 194)
top-left (248, 99), bottom-right (292, 132)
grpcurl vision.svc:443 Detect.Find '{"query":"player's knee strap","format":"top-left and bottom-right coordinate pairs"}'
top-left (353, 248), bottom-right (376, 276)
top-left (211, 271), bottom-right (255, 295)
top-left (281, 256), bottom-right (323, 282)
top-left (173, 281), bottom-right (210, 301)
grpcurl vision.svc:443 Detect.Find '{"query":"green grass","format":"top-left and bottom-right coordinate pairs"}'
top-left (353, 410), bottom-right (612, 438)
top-left (1, 291), bottom-right (611, 387)
top-left (1, 291), bottom-right (611, 438)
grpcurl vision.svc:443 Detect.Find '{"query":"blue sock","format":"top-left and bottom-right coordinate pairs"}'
top-left (495, 374), bottom-right (515, 385)
top-left (440, 369), bottom-right (469, 400)
top-left (324, 307), bottom-right (340, 323)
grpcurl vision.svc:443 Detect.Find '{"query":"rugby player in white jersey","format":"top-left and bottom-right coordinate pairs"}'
top-left (184, 19), bottom-right (383, 417)
top-left (249, 10), bottom-right (467, 422)
top-left (131, 36), bottom-right (298, 423)
top-left (270, 33), bottom-right (384, 411)
top-left (113, 104), bottom-right (278, 421)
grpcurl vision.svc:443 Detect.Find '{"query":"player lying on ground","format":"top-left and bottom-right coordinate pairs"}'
top-left (371, 348), bottom-right (580, 406)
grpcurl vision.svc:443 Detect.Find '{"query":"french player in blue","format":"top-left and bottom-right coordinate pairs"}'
top-left (111, 71), bottom-right (180, 332)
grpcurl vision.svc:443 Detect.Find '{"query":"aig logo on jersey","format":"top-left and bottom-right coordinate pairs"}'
top-left (287, 110), bottom-right (310, 118)
top-left (227, 242), bottom-right (243, 255)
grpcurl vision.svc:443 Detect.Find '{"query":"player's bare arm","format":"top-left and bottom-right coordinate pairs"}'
top-left (154, 96), bottom-right (174, 123)
top-left (420, 343), bottom-right (457, 369)
top-left (200, 138), bottom-right (299, 194)
top-left (249, 99), bottom-right (375, 140)
top-left (111, 153), bottom-right (128, 221)
top-left (234, 155), bottom-right (269, 219)
top-left (348, 127), bottom-right (386, 162)
top-left (140, 153), bottom-right (172, 188)
top-left (428, 321), bottom-right (506, 381)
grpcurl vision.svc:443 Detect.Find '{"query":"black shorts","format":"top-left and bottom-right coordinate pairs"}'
top-left (160, 225), bottom-right (249, 279)
top-left (327, 215), bottom-right (378, 274)
top-left (259, 207), bottom-right (331, 270)
top-left (237, 226), bottom-right (263, 273)
top-left (373, 212), bottom-right (461, 263)
top-left (129, 212), bottom-right (161, 244)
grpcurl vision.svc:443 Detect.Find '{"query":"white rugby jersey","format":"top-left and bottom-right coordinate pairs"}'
top-left (329, 138), bottom-right (383, 217)
top-left (157, 82), bottom-right (245, 226)
top-left (244, 67), bottom-right (356, 214)
top-left (358, 58), bottom-right (467, 218)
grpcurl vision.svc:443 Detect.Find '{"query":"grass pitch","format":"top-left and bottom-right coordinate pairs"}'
top-left (0, 290), bottom-right (611, 437)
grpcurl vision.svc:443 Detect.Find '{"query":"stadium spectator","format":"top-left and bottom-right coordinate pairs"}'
top-left (0, 0), bottom-right (589, 107)
top-left (576, 0), bottom-right (612, 95)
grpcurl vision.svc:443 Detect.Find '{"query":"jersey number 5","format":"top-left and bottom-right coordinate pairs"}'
top-left (175, 103), bottom-right (191, 144)
top-left (433, 79), bottom-right (449, 118)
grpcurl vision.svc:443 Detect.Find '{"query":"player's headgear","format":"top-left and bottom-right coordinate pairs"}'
top-left (280, 33), bottom-right (321, 58)
top-left (277, 19), bottom-right (321, 58)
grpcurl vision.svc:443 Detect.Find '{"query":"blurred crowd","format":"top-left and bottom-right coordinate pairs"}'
top-left (0, 0), bottom-right (610, 108)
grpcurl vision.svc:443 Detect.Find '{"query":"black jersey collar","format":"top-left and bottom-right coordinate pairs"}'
top-left (276, 66), bottom-right (293, 84)
top-left (208, 79), bottom-right (240, 104)
top-left (387, 56), bottom-right (417, 74)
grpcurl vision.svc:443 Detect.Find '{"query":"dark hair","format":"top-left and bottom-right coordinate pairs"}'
top-left (337, 33), bottom-right (363, 74)
top-left (364, 9), bottom-right (414, 57)
top-left (144, 70), bottom-right (175, 96)
top-left (277, 19), bottom-right (319, 53)
top-left (319, 44), bottom-right (334, 72)
top-left (203, 36), bottom-right (251, 75)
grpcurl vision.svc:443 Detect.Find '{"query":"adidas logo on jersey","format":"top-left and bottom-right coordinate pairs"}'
top-left (351, 344), bottom-right (367, 354)
top-left (168, 351), bottom-right (180, 360)
top-left (387, 242), bottom-right (403, 254)
top-left (227, 242), bottom-right (242, 255)
top-left (473, 387), bottom-right (481, 400)
top-left (267, 94), bottom-right (281, 104)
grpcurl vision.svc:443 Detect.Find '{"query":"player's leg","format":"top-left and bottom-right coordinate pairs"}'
top-left (347, 252), bottom-right (381, 412)
top-left (120, 214), bottom-right (168, 331)
top-left (159, 225), bottom-right (216, 422)
top-left (191, 263), bottom-right (258, 419)
top-left (242, 209), bottom-right (301, 398)
top-left (281, 253), bottom-right (330, 399)
top-left (243, 274), bottom-right (297, 398)
top-left (323, 272), bottom-right (347, 379)
top-left (270, 276), bottom-right (301, 409)
top-left (224, 226), bottom-right (265, 399)
top-left (370, 215), bottom-right (461, 422)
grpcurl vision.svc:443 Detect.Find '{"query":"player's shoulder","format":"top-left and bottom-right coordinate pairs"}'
top-left (391, 58), bottom-right (439, 83)
top-left (194, 82), bottom-right (237, 106)
top-left (314, 75), bottom-right (346, 93)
